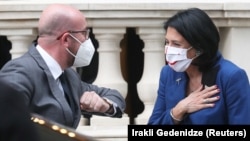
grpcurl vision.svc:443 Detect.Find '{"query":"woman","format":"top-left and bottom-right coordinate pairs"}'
top-left (148, 8), bottom-right (250, 125)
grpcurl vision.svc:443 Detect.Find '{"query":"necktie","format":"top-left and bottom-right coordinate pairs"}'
top-left (59, 73), bottom-right (74, 111)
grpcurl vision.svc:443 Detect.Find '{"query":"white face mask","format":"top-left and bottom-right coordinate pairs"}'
top-left (66, 35), bottom-right (95, 67)
top-left (165, 45), bottom-right (194, 72)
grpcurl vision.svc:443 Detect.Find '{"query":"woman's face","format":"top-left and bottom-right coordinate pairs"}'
top-left (165, 27), bottom-right (196, 59)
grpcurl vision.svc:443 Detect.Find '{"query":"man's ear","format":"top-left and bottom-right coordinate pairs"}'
top-left (61, 32), bottom-right (71, 46)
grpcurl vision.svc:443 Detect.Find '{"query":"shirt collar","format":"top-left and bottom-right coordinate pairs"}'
top-left (36, 44), bottom-right (63, 80)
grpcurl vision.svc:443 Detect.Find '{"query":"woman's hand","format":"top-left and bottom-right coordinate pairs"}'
top-left (171, 85), bottom-right (220, 122)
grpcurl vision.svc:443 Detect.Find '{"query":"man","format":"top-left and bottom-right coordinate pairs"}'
top-left (0, 4), bottom-right (126, 129)
top-left (0, 77), bottom-right (39, 141)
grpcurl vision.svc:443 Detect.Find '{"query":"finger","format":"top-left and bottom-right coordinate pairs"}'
top-left (80, 92), bottom-right (90, 102)
top-left (204, 89), bottom-right (220, 98)
top-left (87, 92), bottom-right (104, 112)
top-left (202, 85), bottom-right (218, 93)
top-left (207, 96), bottom-right (220, 103)
top-left (202, 96), bottom-right (220, 104)
top-left (80, 103), bottom-right (89, 110)
top-left (202, 98), bottom-right (209, 104)
top-left (204, 103), bottom-right (215, 108)
top-left (88, 98), bottom-right (97, 111)
top-left (80, 92), bottom-right (94, 107)
top-left (202, 87), bottom-right (220, 98)
top-left (93, 99), bottom-right (105, 112)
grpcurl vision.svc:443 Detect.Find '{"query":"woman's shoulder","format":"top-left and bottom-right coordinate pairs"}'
top-left (218, 57), bottom-right (245, 72)
top-left (217, 57), bottom-right (249, 81)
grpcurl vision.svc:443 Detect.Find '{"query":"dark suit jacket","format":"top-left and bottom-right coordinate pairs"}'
top-left (0, 77), bottom-right (39, 141)
top-left (0, 44), bottom-right (126, 128)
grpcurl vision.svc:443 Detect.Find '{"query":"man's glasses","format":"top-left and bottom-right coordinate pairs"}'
top-left (56, 28), bottom-right (90, 40)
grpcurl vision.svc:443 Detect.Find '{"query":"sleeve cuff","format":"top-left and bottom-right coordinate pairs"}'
top-left (103, 98), bottom-right (117, 116)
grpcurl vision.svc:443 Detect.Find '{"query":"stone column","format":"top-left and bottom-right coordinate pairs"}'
top-left (1, 29), bottom-right (36, 59)
top-left (219, 27), bottom-right (250, 78)
top-left (91, 27), bottom-right (129, 125)
top-left (135, 27), bottom-right (165, 124)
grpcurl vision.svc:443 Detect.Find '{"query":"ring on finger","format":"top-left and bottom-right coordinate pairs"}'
top-left (203, 98), bottom-right (209, 104)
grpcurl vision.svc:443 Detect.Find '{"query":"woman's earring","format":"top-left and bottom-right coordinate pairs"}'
top-left (196, 50), bottom-right (201, 56)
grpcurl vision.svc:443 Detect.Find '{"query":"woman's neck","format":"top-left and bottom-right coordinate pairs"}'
top-left (186, 65), bottom-right (202, 95)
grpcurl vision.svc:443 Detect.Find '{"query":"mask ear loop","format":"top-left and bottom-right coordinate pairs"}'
top-left (69, 33), bottom-right (82, 44)
top-left (187, 46), bottom-right (193, 50)
top-left (190, 50), bottom-right (202, 60)
top-left (65, 34), bottom-right (79, 58)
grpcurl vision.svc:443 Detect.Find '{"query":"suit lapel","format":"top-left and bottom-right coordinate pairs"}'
top-left (29, 45), bottom-right (74, 126)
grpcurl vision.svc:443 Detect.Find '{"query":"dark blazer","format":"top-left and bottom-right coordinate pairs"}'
top-left (0, 44), bottom-right (126, 128)
top-left (0, 77), bottom-right (39, 141)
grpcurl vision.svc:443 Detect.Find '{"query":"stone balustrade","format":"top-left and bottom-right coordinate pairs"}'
top-left (1, 0), bottom-right (250, 140)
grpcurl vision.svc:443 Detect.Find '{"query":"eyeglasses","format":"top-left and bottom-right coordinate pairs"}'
top-left (68, 29), bottom-right (90, 39)
top-left (56, 28), bottom-right (90, 40)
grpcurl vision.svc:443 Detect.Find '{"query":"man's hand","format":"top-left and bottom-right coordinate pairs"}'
top-left (80, 91), bottom-right (112, 113)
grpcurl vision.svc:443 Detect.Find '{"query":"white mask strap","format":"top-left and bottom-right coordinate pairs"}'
top-left (66, 34), bottom-right (83, 58)
top-left (69, 34), bottom-right (82, 44)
